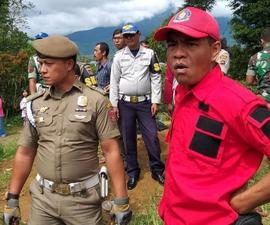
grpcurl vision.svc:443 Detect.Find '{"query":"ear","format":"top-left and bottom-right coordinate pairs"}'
top-left (66, 59), bottom-right (75, 72)
top-left (211, 41), bottom-right (221, 62)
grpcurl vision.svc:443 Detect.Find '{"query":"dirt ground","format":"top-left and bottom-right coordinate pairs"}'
top-left (0, 129), bottom-right (168, 224)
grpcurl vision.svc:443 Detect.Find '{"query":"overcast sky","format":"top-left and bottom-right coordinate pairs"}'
top-left (23, 0), bottom-right (232, 37)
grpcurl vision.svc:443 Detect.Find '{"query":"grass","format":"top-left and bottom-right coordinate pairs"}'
top-left (130, 196), bottom-right (162, 225)
top-left (5, 115), bottom-right (23, 135)
top-left (249, 159), bottom-right (270, 225)
top-left (0, 141), bottom-right (18, 161)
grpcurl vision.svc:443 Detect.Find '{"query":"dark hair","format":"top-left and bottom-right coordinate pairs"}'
top-left (74, 64), bottom-right (81, 76)
top-left (113, 28), bottom-right (122, 38)
top-left (96, 42), bottom-right (109, 57)
top-left (261, 27), bottom-right (270, 42)
top-left (221, 37), bottom-right (228, 50)
top-left (140, 39), bottom-right (149, 45)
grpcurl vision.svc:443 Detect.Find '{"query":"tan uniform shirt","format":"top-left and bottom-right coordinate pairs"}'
top-left (19, 80), bottom-right (119, 183)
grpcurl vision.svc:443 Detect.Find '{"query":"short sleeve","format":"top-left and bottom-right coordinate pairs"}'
top-left (246, 54), bottom-right (257, 76)
top-left (18, 121), bottom-right (39, 149)
top-left (95, 96), bottom-right (120, 141)
top-left (239, 102), bottom-right (270, 158)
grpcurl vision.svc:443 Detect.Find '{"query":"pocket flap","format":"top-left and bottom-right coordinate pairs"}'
top-left (68, 113), bottom-right (92, 122)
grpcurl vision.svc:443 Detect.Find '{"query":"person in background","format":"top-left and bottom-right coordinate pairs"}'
top-left (163, 66), bottom-right (178, 115)
top-left (112, 28), bottom-right (126, 50)
top-left (140, 39), bottom-right (150, 48)
top-left (93, 42), bottom-right (111, 93)
top-left (216, 37), bottom-right (230, 74)
top-left (28, 32), bottom-right (49, 94)
top-left (110, 22), bottom-right (165, 190)
top-left (0, 95), bottom-right (6, 138)
top-left (19, 90), bottom-right (28, 126)
top-left (246, 27), bottom-right (270, 104)
top-left (154, 6), bottom-right (270, 225)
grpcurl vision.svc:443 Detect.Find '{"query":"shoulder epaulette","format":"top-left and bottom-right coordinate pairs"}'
top-left (87, 85), bottom-right (107, 96)
top-left (26, 89), bottom-right (46, 102)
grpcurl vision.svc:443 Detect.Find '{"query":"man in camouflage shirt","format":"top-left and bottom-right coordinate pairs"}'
top-left (246, 28), bottom-right (270, 102)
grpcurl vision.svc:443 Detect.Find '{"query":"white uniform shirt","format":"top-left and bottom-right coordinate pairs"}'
top-left (216, 49), bottom-right (230, 74)
top-left (110, 46), bottom-right (161, 107)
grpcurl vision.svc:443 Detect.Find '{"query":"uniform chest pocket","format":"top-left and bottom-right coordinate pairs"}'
top-left (139, 59), bottom-right (150, 66)
top-left (35, 115), bottom-right (53, 128)
top-left (68, 113), bottom-right (92, 123)
top-left (189, 115), bottom-right (227, 165)
top-left (120, 60), bottom-right (132, 69)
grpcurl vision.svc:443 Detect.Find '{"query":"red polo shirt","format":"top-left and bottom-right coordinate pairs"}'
top-left (159, 65), bottom-right (270, 225)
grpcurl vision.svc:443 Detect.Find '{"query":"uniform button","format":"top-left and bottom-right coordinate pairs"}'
top-left (57, 167), bottom-right (61, 171)
top-left (57, 132), bottom-right (61, 135)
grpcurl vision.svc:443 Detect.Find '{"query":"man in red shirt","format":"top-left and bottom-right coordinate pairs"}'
top-left (154, 6), bottom-right (270, 225)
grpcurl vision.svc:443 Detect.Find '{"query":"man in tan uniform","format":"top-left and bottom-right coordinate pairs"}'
top-left (3, 35), bottom-right (131, 225)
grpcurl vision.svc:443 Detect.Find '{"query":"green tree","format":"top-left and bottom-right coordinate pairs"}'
top-left (183, 0), bottom-right (216, 11)
top-left (0, 0), bottom-right (33, 116)
top-left (0, 0), bottom-right (32, 53)
top-left (230, 0), bottom-right (270, 52)
top-left (229, 0), bottom-right (270, 80)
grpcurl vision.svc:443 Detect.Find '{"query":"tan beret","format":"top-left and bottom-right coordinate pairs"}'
top-left (32, 35), bottom-right (79, 58)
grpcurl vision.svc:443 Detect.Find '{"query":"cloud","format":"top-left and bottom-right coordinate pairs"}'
top-left (23, 0), bottom-right (232, 37)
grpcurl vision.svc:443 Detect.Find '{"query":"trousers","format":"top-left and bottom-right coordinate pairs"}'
top-left (28, 180), bottom-right (103, 225)
top-left (118, 99), bottom-right (164, 178)
top-left (232, 213), bottom-right (263, 225)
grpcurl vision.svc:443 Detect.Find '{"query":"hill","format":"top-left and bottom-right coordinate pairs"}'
top-left (67, 10), bottom-right (232, 56)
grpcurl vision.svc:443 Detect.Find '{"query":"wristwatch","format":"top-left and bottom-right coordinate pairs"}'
top-left (5, 192), bottom-right (19, 200)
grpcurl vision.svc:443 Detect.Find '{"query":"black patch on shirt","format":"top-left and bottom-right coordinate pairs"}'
top-left (198, 102), bottom-right (209, 112)
top-left (250, 106), bottom-right (270, 123)
top-left (262, 121), bottom-right (270, 139)
top-left (189, 131), bottom-right (221, 158)
top-left (197, 115), bottom-right (224, 136)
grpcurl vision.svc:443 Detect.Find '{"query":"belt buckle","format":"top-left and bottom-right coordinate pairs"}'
top-left (130, 96), bottom-right (138, 103)
top-left (54, 183), bottom-right (71, 196)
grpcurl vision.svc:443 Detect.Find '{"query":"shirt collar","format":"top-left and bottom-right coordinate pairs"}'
top-left (177, 65), bottom-right (223, 102)
top-left (98, 59), bottom-right (109, 68)
top-left (43, 80), bottom-right (84, 100)
top-left (124, 46), bottom-right (146, 57)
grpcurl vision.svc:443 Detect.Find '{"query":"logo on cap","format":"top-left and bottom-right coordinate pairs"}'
top-left (123, 24), bottom-right (134, 31)
top-left (173, 8), bottom-right (191, 23)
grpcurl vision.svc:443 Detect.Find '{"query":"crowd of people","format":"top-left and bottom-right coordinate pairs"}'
top-left (2, 5), bottom-right (270, 225)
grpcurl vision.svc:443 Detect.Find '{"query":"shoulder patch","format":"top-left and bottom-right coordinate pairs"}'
top-left (87, 85), bottom-right (107, 96)
top-left (26, 89), bottom-right (46, 102)
top-left (249, 106), bottom-right (270, 140)
top-left (250, 106), bottom-right (270, 123)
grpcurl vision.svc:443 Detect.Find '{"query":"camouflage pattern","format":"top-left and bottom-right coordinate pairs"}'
top-left (28, 55), bottom-right (43, 84)
top-left (247, 43), bottom-right (270, 100)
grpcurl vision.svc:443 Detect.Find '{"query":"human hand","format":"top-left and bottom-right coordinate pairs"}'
top-left (3, 199), bottom-right (20, 225)
top-left (167, 104), bottom-right (174, 116)
top-left (113, 107), bottom-right (119, 119)
top-left (104, 85), bottom-right (110, 93)
top-left (110, 203), bottom-right (132, 225)
top-left (151, 103), bottom-right (158, 116)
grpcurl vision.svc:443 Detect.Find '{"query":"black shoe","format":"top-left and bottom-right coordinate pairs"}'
top-left (127, 177), bottom-right (139, 190)
top-left (151, 172), bottom-right (165, 185)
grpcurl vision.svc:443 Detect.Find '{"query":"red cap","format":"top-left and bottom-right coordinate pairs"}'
top-left (154, 7), bottom-right (220, 41)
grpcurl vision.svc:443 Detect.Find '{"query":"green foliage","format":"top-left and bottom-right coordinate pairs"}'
top-left (183, 0), bottom-right (216, 11)
top-left (230, 0), bottom-right (270, 52)
top-left (0, 141), bottom-right (17, 161)
top-left (0, 0), bottom-right (32, 53)
top-left (131, 196), bottom-right (162, 225)
top-left (228, 44), bottom-right (249, 80)
top-left (0, 51), bottom-right (30, 117)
